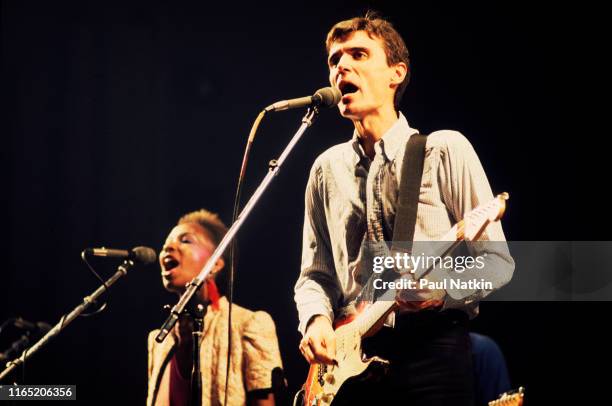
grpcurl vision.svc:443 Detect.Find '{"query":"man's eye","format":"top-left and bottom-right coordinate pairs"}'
top-left (354, 51), bottom-right (367, 60)
top-left (181, 237), bottom-right (192, 243)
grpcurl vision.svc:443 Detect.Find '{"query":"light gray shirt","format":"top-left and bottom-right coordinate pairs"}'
top-left (294, 113), bottom-right (514, 334)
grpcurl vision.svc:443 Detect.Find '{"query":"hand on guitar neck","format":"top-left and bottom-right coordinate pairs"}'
top-left (395, 271), bottom-right (445, 312)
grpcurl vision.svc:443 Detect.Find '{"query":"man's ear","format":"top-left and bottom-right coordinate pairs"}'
top-left (390, 62), bottom-right (408, 88)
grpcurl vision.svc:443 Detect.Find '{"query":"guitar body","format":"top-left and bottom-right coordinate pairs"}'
top-left (302, 317), bottom-right (389, 405)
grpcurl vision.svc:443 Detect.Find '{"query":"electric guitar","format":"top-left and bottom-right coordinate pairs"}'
top-left (298, 193), bottom-right (510, 406)
top-left (489, 387), bottom-right (525, 406)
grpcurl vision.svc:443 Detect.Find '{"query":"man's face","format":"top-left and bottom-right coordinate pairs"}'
top-left (159, 222), bottom-right (216, 293)
top-left (328, 31), bottom-right (401, 119)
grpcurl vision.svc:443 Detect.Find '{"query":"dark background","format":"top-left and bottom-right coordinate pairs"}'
top-left (0, 0), bottom-right (599, 404)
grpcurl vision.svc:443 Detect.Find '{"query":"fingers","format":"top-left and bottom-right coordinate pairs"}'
top-left (311, 336), bottom-right (336, 365)
top-left (396, 301), bottom-right (417, 312)
top-left (396, 286), bottom-right (446, 312)
top-left (299, 338), bottom-right (316, 363)
top-left (420, 299), bottom-right (444, 309)
top-left (299, 328), bottom-right (337, 365)
top-left (396, 285), bottom-right (446, 301)
top-left (396, 297), bottom-right (444, 312)
top-left (300, 336), bottom-right (336, 364)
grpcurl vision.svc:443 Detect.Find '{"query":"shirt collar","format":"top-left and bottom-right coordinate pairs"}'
top-left (349, 112), bottom-right (419, 167)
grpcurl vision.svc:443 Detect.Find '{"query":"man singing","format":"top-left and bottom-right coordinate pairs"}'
top-left (294, 12), bottom-right (514, 405)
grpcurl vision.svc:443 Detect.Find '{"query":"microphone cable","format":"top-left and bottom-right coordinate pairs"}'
top-left (224, 109), bottom-right (267, 406)
top-left (79, 251), bottom-right (109, 317)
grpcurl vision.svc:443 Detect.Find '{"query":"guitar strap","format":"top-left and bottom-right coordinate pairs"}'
top-left (352, 132), bottom-right (428, 308)
top-left (391, 131), bottom-right (428, 252)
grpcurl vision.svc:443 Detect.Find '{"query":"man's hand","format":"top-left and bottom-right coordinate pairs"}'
top-left (396, 275), bottom-right (445, 312)
top-left (299, 315), bottom-right (336, 365)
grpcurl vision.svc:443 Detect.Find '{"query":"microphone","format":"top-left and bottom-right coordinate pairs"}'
top-left (83, 246), bottom-right (157, 265)
top-left (0, 319), bottom-right (51, 363)
top-left (13, 318), bottom-right (52, 334)
top-left (265, 87), bottom-right (341, 112)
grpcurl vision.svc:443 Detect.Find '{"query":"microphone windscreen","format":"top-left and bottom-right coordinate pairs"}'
top-left (315, 87), bottom-right (341, 108)
top-left (37, 322), bottom-right (52, 334)
top-left (132, 246), bottom-right (157, 265)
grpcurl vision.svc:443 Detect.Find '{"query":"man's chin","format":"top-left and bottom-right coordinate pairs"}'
top-left (339, 103), bottom-right (355, 117)
top-left (339, 105), bottom-right (363, 120)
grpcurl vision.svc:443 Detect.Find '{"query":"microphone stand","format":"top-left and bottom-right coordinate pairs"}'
top-left (156, 106), bottom-right (321, 343)
top-left (0, 259), bottom-right (138, 382)
top-left (190, 303), bottom-right (205, 406)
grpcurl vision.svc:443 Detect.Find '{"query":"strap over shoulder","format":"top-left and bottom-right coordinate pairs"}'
top-left (392, 132), bottom-right (428, 251)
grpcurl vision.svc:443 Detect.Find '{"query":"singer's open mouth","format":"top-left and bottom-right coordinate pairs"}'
top-left (339, 82), bottom-right (359, 96)
top-left (162, 256), bottom-right (179, 271)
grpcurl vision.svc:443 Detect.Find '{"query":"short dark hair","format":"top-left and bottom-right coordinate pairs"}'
top-left (178, 209), bottom-right (229, 291)
top-left (326, 11), bottom-right (410, 110)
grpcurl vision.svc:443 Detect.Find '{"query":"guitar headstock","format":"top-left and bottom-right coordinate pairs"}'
top-left (463, 193), bottom-right (509, 241)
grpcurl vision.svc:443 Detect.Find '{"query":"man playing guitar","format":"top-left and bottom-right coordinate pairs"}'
top-left (293, 12), bottom-right (514, 405)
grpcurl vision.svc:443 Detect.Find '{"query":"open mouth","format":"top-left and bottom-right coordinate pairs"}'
top-left (162, 256), bottom-right (179, 271)
top-left (339, 81), bottom-right (359, 96)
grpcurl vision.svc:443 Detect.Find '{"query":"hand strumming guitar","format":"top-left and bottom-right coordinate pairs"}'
top-left (299, 315), bottom-right (337, 365)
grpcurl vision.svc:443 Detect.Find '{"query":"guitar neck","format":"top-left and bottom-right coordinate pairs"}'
top-left (354, 223), bottom-right (464, 337)
top-left (355, 300), bottom-right (397, 337)
top-left (350, 189), bottom-right (509, 338)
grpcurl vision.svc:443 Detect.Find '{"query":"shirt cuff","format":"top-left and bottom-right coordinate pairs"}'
top-left (298, 304), bottom-right (334, 336)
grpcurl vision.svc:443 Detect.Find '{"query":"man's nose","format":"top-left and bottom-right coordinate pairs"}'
top-left (337, 53), bottom-right (353, 73)
top-left (331, 58), bottom-right (350, 86)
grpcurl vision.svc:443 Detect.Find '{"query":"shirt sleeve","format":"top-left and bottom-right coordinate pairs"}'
top-left (146, 331), bottom-right (157, 406)
top-left (294, 162), bottom-right (341, 335)
top-left (431, 130), bottom-right (515, 305)
top-left (147, 331), bottom-right (156, 379)
top-left (242, 311), bottom-right (284, 392)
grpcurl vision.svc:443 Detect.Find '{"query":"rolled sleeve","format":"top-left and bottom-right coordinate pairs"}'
top-left (294, 162), bottom-right (341, 335)
top-left (433, 131), bottom-right (515, 304)
top-left (242, 311), bottom-right (284, 392)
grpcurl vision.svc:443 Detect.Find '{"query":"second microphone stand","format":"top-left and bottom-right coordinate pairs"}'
top-left (190, 303), bottom-right (205, 406)
top-left (0, 259), bottom-right (140, 382)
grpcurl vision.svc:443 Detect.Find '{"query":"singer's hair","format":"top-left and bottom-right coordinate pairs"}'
top-left (326, 11), bottom-right (410, 110)
top-left (178, 209), bottom-right (229, 290)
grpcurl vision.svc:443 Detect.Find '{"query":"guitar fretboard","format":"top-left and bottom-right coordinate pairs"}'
top-left (351, 193), bottom-right (507, 339)
top-left (355, 226), bottom-right (461, 337)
